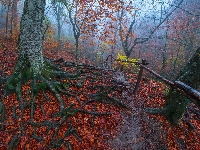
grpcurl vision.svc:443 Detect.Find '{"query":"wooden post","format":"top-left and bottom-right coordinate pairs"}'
top-left (105, 54), bottom-right (115, 69)
top-left (133, 59), bottom-right (146, 95)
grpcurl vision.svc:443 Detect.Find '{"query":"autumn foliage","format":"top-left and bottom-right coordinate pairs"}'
top-left (0, 0), bottom-right (200, 149)
top-left (0, 37), bottom-right (199, 149)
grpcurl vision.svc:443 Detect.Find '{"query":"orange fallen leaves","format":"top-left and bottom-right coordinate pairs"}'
top-left (138, 78), bottom-right (200, 150)
top-left (1, 36), bottom-right (200, 150)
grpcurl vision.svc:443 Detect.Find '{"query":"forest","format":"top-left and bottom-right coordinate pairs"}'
top-left (0, 0), bottom-right (199, 149)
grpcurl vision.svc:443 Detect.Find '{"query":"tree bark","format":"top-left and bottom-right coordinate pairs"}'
top-left (4, 0), bottom-right (70, 114)
top-left (4, 0), bottom-right (46, 95)
top-left (146, 47), bottom-right (200, 125)
top-left (10, 0), bottom-right (18, 36)
top-left (17, 0), bottom-right (46, 75)
top-left (5, 0), bottom-right (11, 38)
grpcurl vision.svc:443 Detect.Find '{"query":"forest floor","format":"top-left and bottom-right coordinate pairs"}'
top-left (0, 38), bottom-right (200, 149)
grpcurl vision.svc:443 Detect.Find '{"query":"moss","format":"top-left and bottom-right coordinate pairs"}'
top-left (0, 101), bottom-right (6, 122)
top-left (23, 67), bottom-right (32, 83)
top-left (146, 48), bottom-right (200, 125)
top-left (164, 88), bottom-right (191, 124)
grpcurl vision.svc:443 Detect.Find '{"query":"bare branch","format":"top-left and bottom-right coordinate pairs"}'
top-left (127, 0), bottom-right (184, 56)
top-left (171, 4), bottom-right (200, 17)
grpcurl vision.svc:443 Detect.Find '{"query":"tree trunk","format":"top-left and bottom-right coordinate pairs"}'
top-left (4, 0), bottom-right (67, 114)
top-left (75, 36), bottom-right (79, 63)
top-left (53, 1), bottom-right (63, 52)
top-left (5, 0), bottom-right (11, 38)
top-left (146, 47), bottom-right (200, 125)
top-left (10, 0), bottom-right (18, 36)
top-left (17, 0), bottom-right (45, 75)
top-left (57, 16), bottom-right (61, 51)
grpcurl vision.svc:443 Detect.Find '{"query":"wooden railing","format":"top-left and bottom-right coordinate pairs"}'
top-left (104, 54), bottom-right (200, 108)
top-left (103, 54), bottom-right (115, 68)
top-left (133, 59), bottom-right (200, 108)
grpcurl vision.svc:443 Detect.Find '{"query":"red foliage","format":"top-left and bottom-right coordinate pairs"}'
top-left (0, 38), bottom-right (199, 149)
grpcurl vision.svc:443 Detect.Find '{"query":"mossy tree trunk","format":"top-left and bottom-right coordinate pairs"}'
top-left (4, 0), bottom-right (67, 116)
top-left (17, 0), bottom-right (45, 75)
top-left (5, 0), bottom-right (46, 96)
top-left (146, 47), bottom-right (200, 125)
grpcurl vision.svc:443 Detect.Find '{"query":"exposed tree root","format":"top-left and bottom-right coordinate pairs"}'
top-left (183, 107), bottom-right (200, 136)
top-left (145, 48), bottom-right (200, 125)
top-left (0, 101), bottom-right (6, 123)
top-left (2, 57), bottom-right (130, 149)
